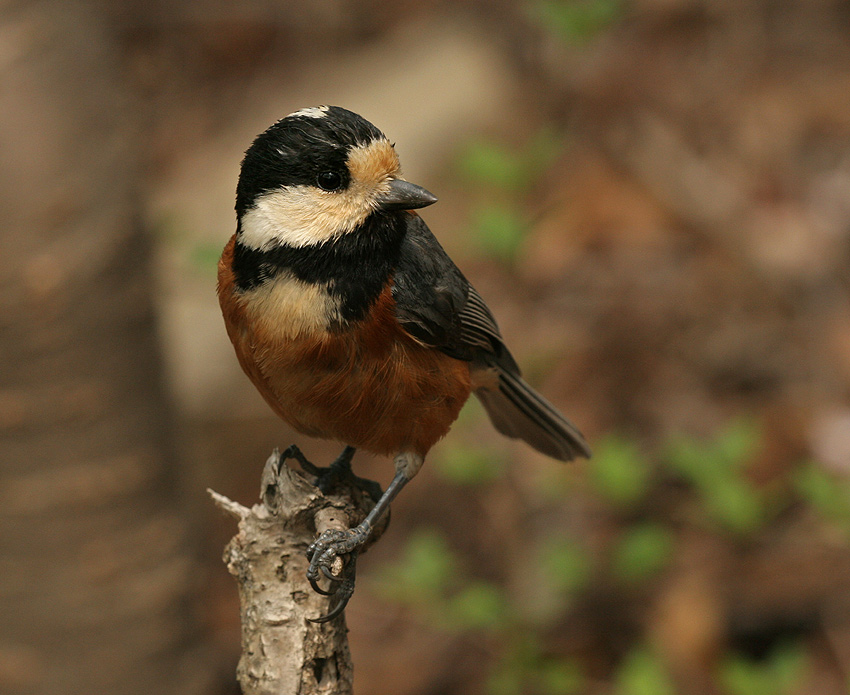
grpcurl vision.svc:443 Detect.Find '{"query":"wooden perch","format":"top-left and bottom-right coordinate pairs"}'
top-left (209, 448), bottom-right (388, 695)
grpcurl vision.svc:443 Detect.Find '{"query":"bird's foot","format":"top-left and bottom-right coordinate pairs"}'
top-left (278, 444), bottom-right (315, 474)
top-left (279, 445), bottom-right (383, 620)
top-left (306, 523), bottom-right (371, 622)
top-left (283, 444), bottom-right (360, 496)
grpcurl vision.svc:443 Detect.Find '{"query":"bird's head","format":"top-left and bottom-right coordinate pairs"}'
top-left (235, 105), bottom-right (437, 251)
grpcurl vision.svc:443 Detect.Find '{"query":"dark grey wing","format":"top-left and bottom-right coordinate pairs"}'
top-left (391, 214), bottom-right (467, 357)
top-left (458, 285), bottom-right (520, 372)
top-left (392, 214), bottom-right (516, 369)
top-left (392, 214), bottom-right (590, 462)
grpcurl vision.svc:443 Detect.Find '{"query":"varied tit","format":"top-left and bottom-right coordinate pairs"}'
top-left (217, 105), bottom-right (590, 621)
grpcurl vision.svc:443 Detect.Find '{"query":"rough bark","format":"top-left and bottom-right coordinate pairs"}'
top-left (211, 449), bottom-right (387, 695)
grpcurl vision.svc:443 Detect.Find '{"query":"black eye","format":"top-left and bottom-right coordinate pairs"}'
top-left (316, 171), bottom-right (343, 191)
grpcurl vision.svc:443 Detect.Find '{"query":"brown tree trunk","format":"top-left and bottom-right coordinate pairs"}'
top-left (0, 3), bottom-right (209, 694)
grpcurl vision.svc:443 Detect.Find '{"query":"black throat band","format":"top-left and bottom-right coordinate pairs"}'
top-left (232, 212), bottom-right (407, 323)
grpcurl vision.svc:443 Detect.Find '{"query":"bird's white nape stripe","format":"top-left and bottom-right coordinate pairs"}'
top-left (287, 106), bottom-right (329, 119)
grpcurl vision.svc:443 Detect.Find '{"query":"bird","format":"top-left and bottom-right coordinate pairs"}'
top-left (217, 105), bottom-right (590, 621)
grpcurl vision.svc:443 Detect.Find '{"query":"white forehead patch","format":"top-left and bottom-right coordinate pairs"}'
top-left (286, 106), bottom-right (329, 119)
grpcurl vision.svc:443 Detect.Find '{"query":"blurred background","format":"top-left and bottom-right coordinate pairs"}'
top-left (3, 0), bottom-right (850, 693)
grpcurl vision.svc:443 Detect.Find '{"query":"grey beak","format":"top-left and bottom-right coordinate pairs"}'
top-left (376, 178), bottom-right (438, 211)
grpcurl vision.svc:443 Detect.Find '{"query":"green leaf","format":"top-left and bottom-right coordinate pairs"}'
top-left (539, 536), bottom-right (592, 594)
top-left (794, 463), bottom-right (850, 522)
top-left (714, 418), bottom-right (761, 471)
top-left (664, 420), bottom-right (767, 536)
top-left (539, 658), bottom-right (584, 694)
top-left (587, 435), bottom-right (650, 508)
top-left (612, 523), bottom-right (674, 584)
top-left (721, 658), bottom-right (769, 695)
top-left (487, 635), bottom-right (543, 695)
top-left (375, 529), bottom-right (456, 602)
top-left (524, 127), bottom-right (566, 174)
top-left (487, 664), bottom-right (524, 695)
top-left (701, 476), bottom-right (766, 536)
top-left (471, 203), bottom-right (528, 263)
top-left (614, 647), bottom-right (677, 695)
top-left (532, 0), bottom-right (624, 45)
top-left (665, 434), bottom-right (715, 483)
top-left (457, 129), bottom-right (565, 193)
top-left (446, 581), bottom-right (507, 631)
top-left (769, 645), bottom-right (808, 690)
top-left (665, 419), bottom-right (761, 484)
top-left (435, 445), bottom-right (505, 486)
top-left (458, 140), bottom-right (528, 190)
top-left (719, 644), bottom-right (808, 695)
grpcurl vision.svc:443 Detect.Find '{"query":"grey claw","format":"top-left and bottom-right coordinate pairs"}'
top-left (321, 565), bottom-right (341, 582)
top-left (308, 555), bottom-right (357, 623)
top-left (305, 527), bottom-right (367, 621)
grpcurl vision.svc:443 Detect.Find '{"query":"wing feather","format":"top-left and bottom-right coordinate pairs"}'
top-left (391, 214), bottom-right (589, 461)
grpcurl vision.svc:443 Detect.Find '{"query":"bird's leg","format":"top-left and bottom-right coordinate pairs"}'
top-left (296, 445), bottom-right (356, 494)
top-left (278, 443), bottom-right (314, 470)
top-left (306, 451), bottom-right (422, 622)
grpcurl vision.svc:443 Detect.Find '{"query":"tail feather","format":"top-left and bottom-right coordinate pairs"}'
top-left (474, 370), bottom-right (591, 461)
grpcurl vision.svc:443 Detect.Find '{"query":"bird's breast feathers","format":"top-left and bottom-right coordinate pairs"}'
top-left (219, 234), bottom-right (341, 340)
top-left (239, 267), bottom-right (342, 340)
top-left (217, 235), bottom-right (471, 455)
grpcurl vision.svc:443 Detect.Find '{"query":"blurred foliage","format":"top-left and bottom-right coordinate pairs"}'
top-left (458, 130), bottom-right (564, 193)
top-left (373, 416), bottom-right (849, 692)
top-left (434, 443), bottom-right (507, 486)
top-left (530, 0), bottom-right (625, 45)
top-left (718, 644), bottom-right (808, 695)
top-left (456, 128), bottom-right (565, 265)
top-left (189, 242), bottom-right (224, 274)
top-left (488, 635), bottom-right (585, 695)
top-left (586, 435), bottom-right (650, 509)
top-left (613, 647), bottom-right (677, 695)
top-left (153, 210), bottom-right (221, 275)
top-left (446, 581), bottom-right (508, 631)
top-left (793, 463), bottom-right (850, 529)
top-left (375, 529), bottom-right (457, 607)
top-left (469, 203), bottom-right (529, 264)
top-left (455, 1), bottom-right (624, 265)
top-left (459, 141), bottom-right (532, 191)
top-left (611, 523), bottom-right (673, 584)
top-left (538, 534), bottom-right (593, 595)
top-left (433, 400), bottom-right (509, 486)
top-left (664, 419), bottom-right (771, 537)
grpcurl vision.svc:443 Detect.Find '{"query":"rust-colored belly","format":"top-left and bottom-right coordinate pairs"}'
top-left (252, 325), bottom-right (471, 456)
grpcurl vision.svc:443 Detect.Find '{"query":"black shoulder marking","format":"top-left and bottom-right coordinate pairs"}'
top-left (392, 215), bottom-right (519, 372)
top-left (231, 240), bottom-right (274, 291)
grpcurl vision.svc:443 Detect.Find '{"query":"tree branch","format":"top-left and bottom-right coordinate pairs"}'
top-left (210, 448), bottom-right (386, 695)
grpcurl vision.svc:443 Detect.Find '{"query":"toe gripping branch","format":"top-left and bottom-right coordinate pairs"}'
top-left (278, 445), bottom-right (408, 623)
